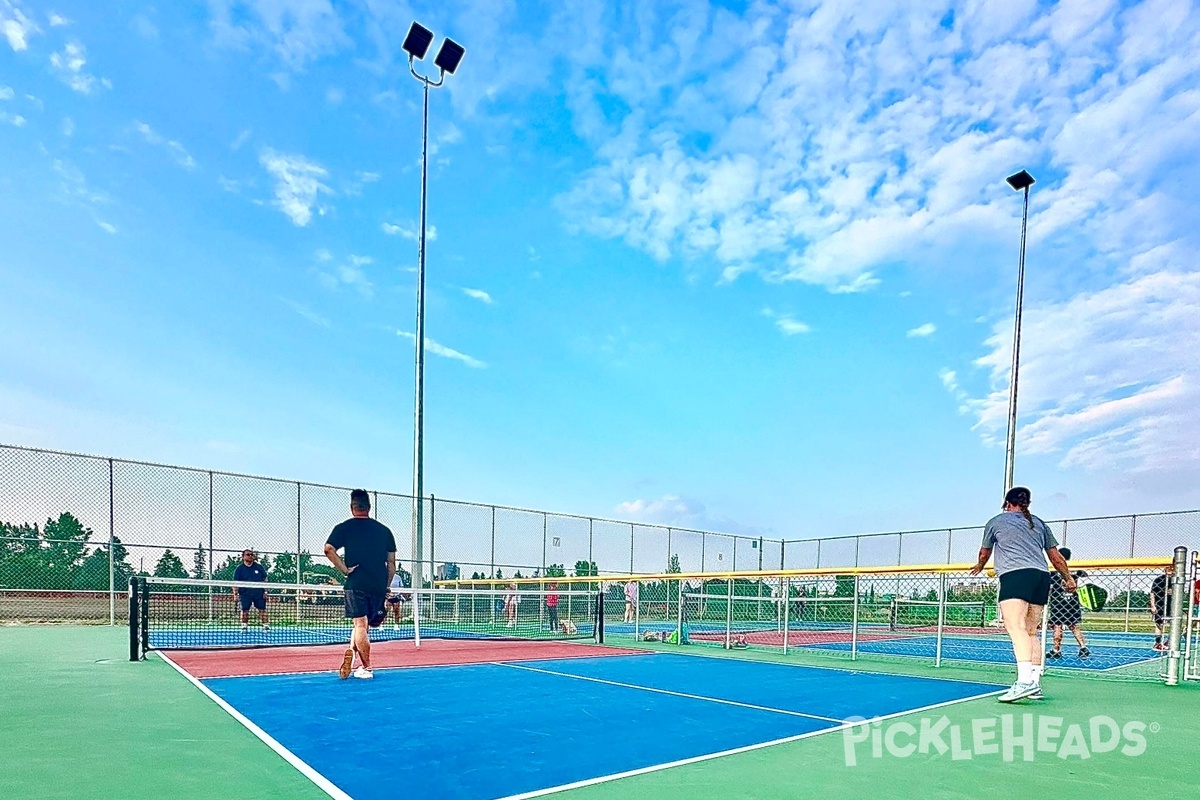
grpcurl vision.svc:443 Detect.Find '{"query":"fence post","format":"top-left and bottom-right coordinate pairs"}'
top-left (935, 572), bottom-right (947, 667)
top-left (430, 495), bottom-right (437, 580)
top-left (725, 578), bottom-right (733, 650)
top-left (851, 575), bottom-right (860, 660)
top-left (816, 539), bottom-right (822, 568)
top-left (629, 524), bottom-right (635, 574)
top-left (295, 482), bottom-right (302, 624)
top-left (946, 529), bottom-right (953, 564)
top-left (701, 532), bottom-right (706, 572)
top-left (1124, 516), bottom-right (1137, 633)
top-left (854, 537), bottom-right (861, 567)
top-left (666, 527), bottom-right (672, 572)
top-left (1166, 546), bottom-right (1189, 686)
top-left (782, 576), bottom-right (790, 655)
top-left (208, 471), bottom-right (214, 624)
top-left (780, 540), bottom-right (786, 570)
top-left (108, 458), bottom-right (115, 626)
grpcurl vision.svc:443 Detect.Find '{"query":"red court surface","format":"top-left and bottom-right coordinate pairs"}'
top-left (168, 638), bottom-right (650, 678)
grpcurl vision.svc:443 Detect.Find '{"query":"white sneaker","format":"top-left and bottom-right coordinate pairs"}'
top-left (1029, 685), bottom-right (1045, 700)
top-left (262, 624), bottom-right (270, 631)
top-left (352, 666), bottom-right (374, 679)
top-left (393, 623), bottom-right (400, 630)
top-left (241, 624), bottom-right (248, 632)
top-left (998, 682), bottom-right (1040, 703)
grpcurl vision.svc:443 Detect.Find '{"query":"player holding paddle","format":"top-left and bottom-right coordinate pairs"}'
top-left (970, 487), bottom-right (1076, 703)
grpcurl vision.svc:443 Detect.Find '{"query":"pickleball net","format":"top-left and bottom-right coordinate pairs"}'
top-left (129, 576), bottom-right (601, 657)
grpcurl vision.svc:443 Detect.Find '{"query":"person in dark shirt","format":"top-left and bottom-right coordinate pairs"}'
top-left (1150, 565), bottom-right (1174, 652)
top-left (1046, 548), bottom-right (1089, 659)
top-left (233, 549), bottom-right (270, 632)
top-left (324, 489), bottom-right (396, 679)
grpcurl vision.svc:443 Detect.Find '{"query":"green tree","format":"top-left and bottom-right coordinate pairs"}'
top-left (834, 575), bottom-right (855, 597)
top-left (272, 552), bottom-right (298, 583)
top-left (495, 568), bottom-right (504, 580)
top-left (153, 549), bottom-right (188, 579)
top-left (192, 543), bottom-right (208, 580)
top-left (667, 554), bottom-right (681, 574)
top-left (545, 563), bottom-right (566, 578)
top-left (211, 555), bottom-right (240, 582)
top-left (572, 561), bottom-right (598, 577)
top-left (71, 537), bottom-right (134, 590)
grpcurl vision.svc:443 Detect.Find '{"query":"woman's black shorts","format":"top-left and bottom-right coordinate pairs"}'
top-left (998, 568), bottom-right (1052, 605)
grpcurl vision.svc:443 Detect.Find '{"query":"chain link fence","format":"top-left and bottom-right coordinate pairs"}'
top-left (3, 443), bottom-right (1199, 629)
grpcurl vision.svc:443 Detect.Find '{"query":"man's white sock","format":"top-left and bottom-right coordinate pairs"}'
top-left (1017, 661), bottom-right (1033, 684)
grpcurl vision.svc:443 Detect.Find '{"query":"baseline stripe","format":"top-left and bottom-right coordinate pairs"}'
top-left (494, 661), bottom-right (845, 724)
top-left (157, 652), bottom-right (350, 800)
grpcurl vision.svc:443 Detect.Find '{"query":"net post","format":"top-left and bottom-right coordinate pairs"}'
top-left (634, 582), bottom-right (640, 640)
top-left (725, 578), bottom-right (733, 650)
top-left (414, 586), bottom-right (422, 649)
top-left (935, 572), bottom-right (946, 668)
top-left (128, 576), bottom-right (140, 661)
top-left (675, 579), bottom-right (684, 643)
top-left (782, 576), bottom-right (790, 656)
top-left (1166, 546), bottom-right (1189, 686)
top-left (596, 589), bottom-right (604, 644)
top-left (295, 481), bottom-right (302, 629)
top-left (139, 578), bottom-right (149, 657)
top-left (851, 574), bottom-right (860, 660)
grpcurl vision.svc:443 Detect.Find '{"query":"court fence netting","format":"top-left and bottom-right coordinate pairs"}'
top-left (441, 549), bottom-right (1200, 686)
top-left (128, 577), bottom-right (603, 660)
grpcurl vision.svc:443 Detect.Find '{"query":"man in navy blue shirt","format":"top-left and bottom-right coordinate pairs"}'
top-left (233, 549), bottom-right (270, 632)
top-left (325, 489), bottom-right (396, 679)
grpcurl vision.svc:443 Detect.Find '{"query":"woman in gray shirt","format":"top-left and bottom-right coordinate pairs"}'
top-left (970, 486), bottom-right (1075, 703)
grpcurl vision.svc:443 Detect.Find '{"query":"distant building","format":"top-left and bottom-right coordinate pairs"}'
top-left (435, 563), bottom-right (460, 581)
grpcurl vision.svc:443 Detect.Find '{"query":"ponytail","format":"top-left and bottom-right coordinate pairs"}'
top-left (1004, 486), bottom-right (1035, 529)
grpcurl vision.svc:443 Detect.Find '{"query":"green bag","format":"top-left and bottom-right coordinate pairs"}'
top-left (1077, 583), bottom-right (1108, 612)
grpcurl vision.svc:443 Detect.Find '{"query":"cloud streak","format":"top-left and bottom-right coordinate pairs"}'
top-left (395, 330), bottom-right (485, 368)
top-left (260, 148), bottom-right (331, 226)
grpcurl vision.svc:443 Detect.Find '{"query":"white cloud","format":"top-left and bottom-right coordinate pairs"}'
top-left (2, 1), bottom-right (39, 51)
top-left (279, 297), bottom-right (331, 328)
top-left (907, 323), bottom-right (937, 338)
top-left (395, 330), bottom-right (485, 368)
top-left (0, 85), bottom-right (12, 100)
top-left (550, 1), bottom-right (1200, 297)
top-left (208, 0), bottom-right (350, 71)
top-left (134, 121), bottom-right (197, 170)
top-left (356, 171), bottom-right (380, 183)
top-left (615, 494), bottom-right (762, 535)
top-left (776, 317), bottom-right (811, 336)
top-left (0, 112), bottom-right (24, 126)
top-left (60, 117), bottom-right (73, 136)
top-left (96, 220), bottom-right (117, 234)
top-left (259, 148), bottom-right (332, 226)
top-left (47, 11), bottom-right (67, 26)
top-left (50, 40), bottom-right (110, 93)
top-left (313, 253), bottom-right (373, 297)
top-left (461, 287), bottom-right (493, 304)
top-left (382, 220), bottom-right (436, 241)
top-left (231, 129), bottom-right (252, 150)
top-left (964, 268), bottom-right (1200, 475)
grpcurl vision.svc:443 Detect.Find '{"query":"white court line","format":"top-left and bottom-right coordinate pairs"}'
top-left (156, 652), bottom-right (351, 800)
top-left (494, 686), bottom-right (1001, 800)
top-left (494, 661), bottom-right (845, 724)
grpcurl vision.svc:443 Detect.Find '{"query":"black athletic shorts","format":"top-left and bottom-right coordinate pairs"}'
top-left (998, 568), bottom-right (1052, 605)
top-left (238, 592), bottom-right (266, 611)
top-left (344, 588), bottom-right (386, 625)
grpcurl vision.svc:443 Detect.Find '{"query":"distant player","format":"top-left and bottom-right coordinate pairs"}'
top-left (971, 487), bottom-right (1075, 703)
top-left (1046, 548), bottom-right (1089, 660)
top-left (545, 583), bottom-right (560, 632)
top-left (324, 489), bottom-right (397, 679)
top-left (504, 582), bottom-right (518, 628)
top-left (1150, 564), bottom-right (1174, 652)
top-left (233, 549), bottom-right (270, 632)
top-left (624, 581), bottom-right (639, 623)
top-left (385, 571), bottom-right (411, 629)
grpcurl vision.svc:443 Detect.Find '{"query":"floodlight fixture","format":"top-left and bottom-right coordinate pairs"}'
top-left (434, 38), bottom-right (466, 75)
top-left (1006, 169), bottom-right (1035, 192)
top-left (402, 22), bottom-right (434, 60)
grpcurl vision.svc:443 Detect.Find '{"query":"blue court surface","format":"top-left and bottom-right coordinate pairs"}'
top-left (804, 633), bottom-right (1161, 670)
top-left (201, 652), bottom-right (1001, 800)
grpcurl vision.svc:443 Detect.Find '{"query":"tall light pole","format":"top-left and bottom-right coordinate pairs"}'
top-left (402, 22), bottom-right (465, 590)
top-left (1003, 169), bottom-right (1035, 495)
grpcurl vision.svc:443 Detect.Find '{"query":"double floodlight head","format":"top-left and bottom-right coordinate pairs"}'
top-left (1006, 170), bottom-right (1035, 191)
top-left (403, 21), bottom-right (465, 75)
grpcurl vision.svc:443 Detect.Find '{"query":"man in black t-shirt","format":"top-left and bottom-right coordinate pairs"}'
top-left (233, 549), bottom-right (270, 632)
top-left (1150, 565), bottom-right (1173, 652)
top-left (324, 489), bottom-right (396, 679)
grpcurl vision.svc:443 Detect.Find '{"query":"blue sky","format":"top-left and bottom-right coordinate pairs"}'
top-left (2, 0), bottom-right (1199, 542)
